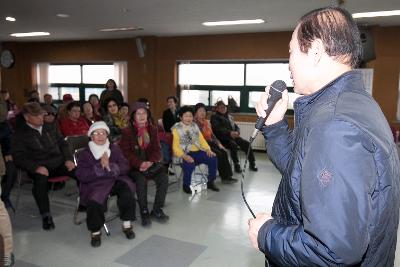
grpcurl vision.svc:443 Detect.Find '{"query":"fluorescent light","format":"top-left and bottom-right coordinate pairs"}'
top-left (56, 13), bottom-right (70, 18)
top-left (5, 16), bottom-right (16, 22)
top-left (99, 27), bottom-right (143, 32)
top-left (353, 10), bottom-right (400, 18)
top-left (10, 32), bottom-right (50, 37)
top-left (203, 19), bottom-right (265, 26)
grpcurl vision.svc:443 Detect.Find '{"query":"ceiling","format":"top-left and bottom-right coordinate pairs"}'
top-left (0, 0), bottom-right (400, 42)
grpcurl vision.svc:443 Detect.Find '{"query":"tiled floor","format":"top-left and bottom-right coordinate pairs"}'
top-left (7, 152), bottom-right (400, 267)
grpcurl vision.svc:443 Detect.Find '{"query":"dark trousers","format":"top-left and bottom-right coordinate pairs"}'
top-left (182, 151), bottom-right (217, 186)
top-left (208, 141), bottom-right (233, 180)
top-left (1, 161), bottom-right (16, 202)
top-left (86, 180), bottom-right (135, 232)
top-left (221, 137), bottom-right (255, 165)
top-left (129, 169), bottom-right (168, 213)
top-left (28, 164), bottom-right (76, 215)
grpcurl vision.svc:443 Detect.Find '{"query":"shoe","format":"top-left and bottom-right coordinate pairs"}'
top-left (207, 181), bottom-right (220, 192)
top-left (141, 209), bottom-right (152, 227)
top-left (122, 226), bottom-right (135, 239)
top-left (221, 177), bottom-right (238, 184)
top-left (90, 232), bottom-right (101, 247)
top-left (249, 163), bottom-right (258, 172)
top-left (78, 204), bottom-right (86, 212)
top-left (4, 253), bottom-right (15, 267)
top-left (182, 185), bottom-right (192, 194)
top-left (42, 216), bottom-right (55, 230)
top-left (234, 164), bottom-right (242, 173)
top-left (151, 209), bottom-right (169, 223)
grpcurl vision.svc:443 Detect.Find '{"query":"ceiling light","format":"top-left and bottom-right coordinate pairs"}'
top-left (5, 16), bottom-right (16, 22)
top-left (99, 27), bottom-right (143, 32)
top-left (203, 19), bottom-right (265, 26)
top-left (10, 32), bottom-right (50, 37)
top-left (56, 14), bottom-right (70, 18)
top-left (353, 10), bottom-right (400, 18)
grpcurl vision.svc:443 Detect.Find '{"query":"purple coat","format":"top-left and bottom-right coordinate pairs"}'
top-left (75, 144), bottom-right (135, 206)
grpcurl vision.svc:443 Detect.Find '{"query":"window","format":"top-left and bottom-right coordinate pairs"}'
top-left (178, 61), bottom-right (294, 113)
top-left (48, 64), bottom-right (114, 102)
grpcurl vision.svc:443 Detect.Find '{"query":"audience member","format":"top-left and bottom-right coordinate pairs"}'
top-left (103, 98), bottom-right (128, 143)
top-left (59, 101), bottom-right (90, 136)
top-left (43, 93), bottom-right (58, 114)
top-left (194, 103), bottom-right (236, 184)
top-left (172, 106), bottom-right (219, 194)
top-left (88, 94), bottom-right (102, 121)
top-left (162, 96), bottom-right (179, 133)
top-left (211, 100), bottom-right (258, 173)
top-left (11, 102), bottom-right (76, 230)
top-left (27, 90), bottom-right (40, 103)
top-left (0, 90), bottom-right (18, 119)
top-left (120, 102), bottom-right (169, 226)
top-left (137, 98), bottom-right (154, 125)
top-left (82, 102), bottom-right (94, 126)
top-left (57, 93), bottom-right (74, 121)
top-left (100, 79), bottom-right (124, 108)
top-left (120, 102), bottom-right (130, 122)
top-left (75, 121), bottom-right (135, 247)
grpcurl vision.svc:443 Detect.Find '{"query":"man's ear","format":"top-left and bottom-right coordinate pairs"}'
top-left (310, 39), bottom-right (324, 65)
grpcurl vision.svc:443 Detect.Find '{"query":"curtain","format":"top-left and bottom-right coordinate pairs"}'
top-left (114, 62), bottom-right (128, 102)
top-left (35, 63), bottom-right (50, 101)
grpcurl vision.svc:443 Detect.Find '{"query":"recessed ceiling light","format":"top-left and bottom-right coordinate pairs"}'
top-left (56, 13), bottom-right (70, 18)
top-left (353, 10), bottom-right (400, 18)
top-left (10, 32), bottom-right (50, 37)
top-left (5, 16), bottom-right (16, 22)
top-left (203, 19), bottom-right (265, 26)
top-left (99, 27), bottom-right (143, 32)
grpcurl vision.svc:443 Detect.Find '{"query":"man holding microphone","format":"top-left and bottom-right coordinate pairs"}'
top-left (248, 6), bottom-right (400, 266)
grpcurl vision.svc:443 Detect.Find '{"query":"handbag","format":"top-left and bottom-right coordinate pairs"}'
top-left (142, 162), bottom-right (164, 177)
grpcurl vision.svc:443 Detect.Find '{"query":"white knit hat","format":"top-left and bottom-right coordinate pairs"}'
top-left (88, 121), bottom-right (110, 137)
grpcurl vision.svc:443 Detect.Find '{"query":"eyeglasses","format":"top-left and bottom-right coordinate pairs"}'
top-left (91, 131), bottom-right (108, 136)
top-left (45, 112), bottom-right (56, 116)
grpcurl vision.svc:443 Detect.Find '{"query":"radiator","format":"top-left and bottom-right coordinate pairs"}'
top-left (236, 121), bottom-right (266, 151)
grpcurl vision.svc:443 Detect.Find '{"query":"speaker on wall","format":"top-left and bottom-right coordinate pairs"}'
top-left (359, 27), bottom-right (376, 64)
top-left (136, 38), bottom-right (145, 58)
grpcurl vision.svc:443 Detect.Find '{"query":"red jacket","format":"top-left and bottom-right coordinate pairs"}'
top-left (59, 117), bottom-right (90, 137)
top-left (119, 124), bottom-right (162, 170)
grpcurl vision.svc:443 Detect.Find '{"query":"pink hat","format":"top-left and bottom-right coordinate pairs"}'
top-left (62, 94), bottom-right (73, 102)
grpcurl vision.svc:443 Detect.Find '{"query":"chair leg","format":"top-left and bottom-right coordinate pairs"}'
top-left (103, 223), bottom-right (110, 236)
top-left (73, 196), bottom-right (85, 225)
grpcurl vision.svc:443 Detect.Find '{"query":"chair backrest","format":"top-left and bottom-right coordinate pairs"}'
top-left (65, 135), bottom-right (89, 157)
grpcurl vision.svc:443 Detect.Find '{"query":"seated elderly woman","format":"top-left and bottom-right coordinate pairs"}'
top-left (172, 105), bottom-right (219, 194)
top-left (59, 101), bottom-right (90, 136)
top-left (103, 98), bottom-right (128, 143)
top-left (194, 103), bottom-right (237, 184)
top-left (120, 102), bottom-right (169, 227)
top-left (75, 121), bottom-right (136, 248)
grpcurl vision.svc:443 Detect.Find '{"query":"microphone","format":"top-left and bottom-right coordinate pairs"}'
top-left (250, 80), bottom-right (287, 140)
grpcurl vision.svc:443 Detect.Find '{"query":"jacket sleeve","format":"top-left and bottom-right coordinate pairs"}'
top-left (172, 128), bottom-right (184, 158)
top-left (55, 126), bottom-right (74, 162)
top-left (262, 119), bottom-right (293, 173)
top-left (11, 134), bottom-right (39, 173)
top-left (258, 120), bottom-right (374, 266)
top-left (75, 149), bottom-right (114, 183)
top-left (119, 128), bottom-right (143, 170)
top-left (111, 145), bottom-right (129, 176)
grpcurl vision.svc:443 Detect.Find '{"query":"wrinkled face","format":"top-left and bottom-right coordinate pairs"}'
top-left (69, 106), bottom-right (81, 120)
top-left (167, 98), bottom-right (176, 110)
top-left (83, 103), bottom-right (93, 118)
top-left (107, 100), bottom-right (119, 115)
top-left (195, 107), bottom-right (206, 120)
top-left (216, 104), bottom-right (227, 114)
top-left (44, 112), bottom-right (55, 123)
top-left (44, 95), bottom-right (52, 105)
top-left (288, 26), bottom-right (314, 95)
top-left (91, 129), bottom-right (108, 145)
top-left (89, 96), bottom-right (99, 106)
top-left (181, 111), bottom-right (193, 125)
top-left (120, 106), bottom-right (129, 116)
top-left (24, 113), bottom-right (44, 128)
top-left (134, 108), bottom-right (148, 125)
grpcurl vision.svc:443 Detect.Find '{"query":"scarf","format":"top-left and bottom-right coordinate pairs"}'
top-left (112, 112), bottom-right (128, 129)
top-left (134, 122), bottom-right (150, 150)
top-left (89, 139), bottom-right (111, 160)
top-left (172, 122), bottom-right (202, 153)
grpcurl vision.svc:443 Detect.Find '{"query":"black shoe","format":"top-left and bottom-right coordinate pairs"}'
top-left (207, 181), bottom-right (220, 192)
top-left (221, 177), bottom-right (238, 184)
top-left (234, 164), bottom-right (242, 173)
top-left (91, 232), bottom-right (101, 247)
top-left (42, 216), bottom-right (55, 230)
top-left (249, 163), bottom-right (258, 172)
top-left (182, 185), bottom-right (192, 194)
top-left (78, 204), bottom-right (86, 212)
top-left (141, 209), bottom-right (152, 227)
top-left (151, 209), bottom-right (169, 223)
top-left (122, 226), bottom-right (135, 239)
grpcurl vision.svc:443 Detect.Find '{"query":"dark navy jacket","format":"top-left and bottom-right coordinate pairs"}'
top-left (259, 70), bottom-right (400, 266)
